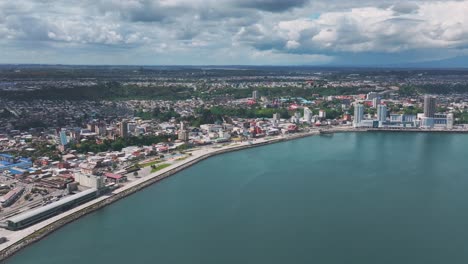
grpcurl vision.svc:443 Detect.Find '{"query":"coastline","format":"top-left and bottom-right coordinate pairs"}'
top-left (1, 126), bottom-right (467, 261)
top-left (0, 130), bottom-right (321, 261)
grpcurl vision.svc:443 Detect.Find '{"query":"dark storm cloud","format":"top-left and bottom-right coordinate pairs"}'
top-left (97, 0), bottom-right (186, 22)
top-left (5, 16), bottom-right (51, 41)
top-left (234, 0), bottom-right (310, 12)
top-left (392, 2), bottom-right (420, 14)
top-left (174, 26), bottom-right (200, 40)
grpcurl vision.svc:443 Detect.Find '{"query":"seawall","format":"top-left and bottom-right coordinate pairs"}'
top-left (366, 128), bottom-right (468, 133)
top-left (0, 131), bottom-right (318, 261)
top-left (3, 127), bottom-right (466, 260)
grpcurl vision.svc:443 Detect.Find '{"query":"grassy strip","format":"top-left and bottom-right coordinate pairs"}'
top-left (150, 164), bottom-right (171, 173)
top-left (139, 160), bottom-right (163, 168)
top-left (175, 156), bottom-right (188, 162)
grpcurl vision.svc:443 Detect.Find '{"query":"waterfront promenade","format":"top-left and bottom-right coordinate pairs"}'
top-left (2, 125), bottom-right (468, 260)
top-left (0, 130), bottom-right (320, 260)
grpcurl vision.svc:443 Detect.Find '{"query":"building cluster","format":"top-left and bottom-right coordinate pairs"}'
top-left (2, 67), bottom-right (468, 232)
top-left (0, 98), bottom-right (205, 133)
top-left (353, 94), bottom-right (454, 129)
top-left (0, 90), bottom-right (461, 228)
top-left (0, 154), bottom-right (33, 176)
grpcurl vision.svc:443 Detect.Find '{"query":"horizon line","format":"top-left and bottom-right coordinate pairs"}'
top-left (1, 63), bottom-right (468, 70)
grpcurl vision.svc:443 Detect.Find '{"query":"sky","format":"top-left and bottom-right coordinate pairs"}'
top-left (1, 0), bottom-right (468, 66)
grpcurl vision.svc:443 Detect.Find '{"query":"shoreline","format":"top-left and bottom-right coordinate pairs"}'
top-left (1, 127), bottom-right (467, 260)
top-left (0, 130), bottom-right (320, 261)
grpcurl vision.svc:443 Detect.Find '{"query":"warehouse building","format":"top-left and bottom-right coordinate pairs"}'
top-left (0, 187), bottom-right (25, 207)
top-left (4, 188), bottom-right (98, 230)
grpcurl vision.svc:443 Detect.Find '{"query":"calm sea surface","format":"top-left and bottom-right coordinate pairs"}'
top-left (7, 133), bottom-right (468, 264)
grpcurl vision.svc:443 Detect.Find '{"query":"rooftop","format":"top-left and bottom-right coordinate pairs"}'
top-left (104, 173), bottom-right (123, 180)
top-left (6, 188), bottom-right (97, 224)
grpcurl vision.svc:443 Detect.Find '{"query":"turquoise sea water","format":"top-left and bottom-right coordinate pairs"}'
top-left (7, 133), bottom-right (468, 264)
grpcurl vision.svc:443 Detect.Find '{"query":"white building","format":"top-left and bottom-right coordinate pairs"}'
top-left (319, 110), bottom-right (326, 119)
top-left (390, 114), bottom-right (416, 123)
top-left (353, 104), bottom-right (364, 128)
top-left (291, 112), bottom-right (301, 124)
top-left (372, 98), bottom-right (381, 108)
top-left (447, 113), bottom-right (454, 129)
top-left (421, 117), bottom-right (435, 128)
top-left (252, 90), bottom-right (259, 100)
top-left (377, 105), bottom-right (387, 122)
top-left (358, 120), bottom-right (375, 128)
top-left (74, 173), bottom-right (105, 189)
top-left (273, 113), bottom-right (281, 124)
top-left (303, 107), bottom-right (312, 123)
top-left (421, 113), bottom-right (451, 129)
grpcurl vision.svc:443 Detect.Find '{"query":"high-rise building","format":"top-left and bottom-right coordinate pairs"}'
top-left (372, 98), bottom-right (381, 108)
top-left (377, 105), bottom-right (387, 122)
top-left (178, 121), bottom-right (189, 141)
top-left (424, 95), bottom-right (436, 118)
top-left (303, 107), bottom-right (312, 123)
top-left (353, 104), bottom-right (364, 128)
top-left (178, 131), bottom-right (189, 141)
top-left (96, 123), bottom-right (107, 136)
top-left (252, 90), bottom-right (259, 100)
top-left (59, 130), bottom-right (68, 146)
top-left (447, 113), bottom-right (454, 129)
top-left (119, 120), bottom-right (128, 138)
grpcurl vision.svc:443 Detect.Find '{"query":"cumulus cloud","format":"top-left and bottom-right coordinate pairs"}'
top-left (0, 0), bottom-right (468, 65)
top-left (235, 1), bottom-right (468, 55)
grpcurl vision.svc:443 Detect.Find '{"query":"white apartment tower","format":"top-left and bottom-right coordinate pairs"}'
top-left (377, 105), bottom-right (387, 122)
top-left (353, 104), bottom-right (364, 128)
top-left (252, 90), bottom-right (259, 100)
top-left (303, 107), bottom-right (312, 123)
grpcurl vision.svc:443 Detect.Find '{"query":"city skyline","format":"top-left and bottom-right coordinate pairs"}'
top-left (1, 1), bottom-right (468, 66)
top-left (1, 64), bottom-right (468, 262)
top-left (2, 2), bottom-right (468, 261)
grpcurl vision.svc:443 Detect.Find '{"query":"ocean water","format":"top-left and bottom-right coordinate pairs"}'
top-left (7, 133), bottom-right (468, 264)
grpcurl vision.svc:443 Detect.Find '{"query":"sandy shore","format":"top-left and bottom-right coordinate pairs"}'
top-left (0, 129), bottom-right (322, 261)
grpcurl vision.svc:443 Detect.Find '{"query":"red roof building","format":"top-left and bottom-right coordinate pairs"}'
top-left (104, 172), bottom-right (127, 183)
